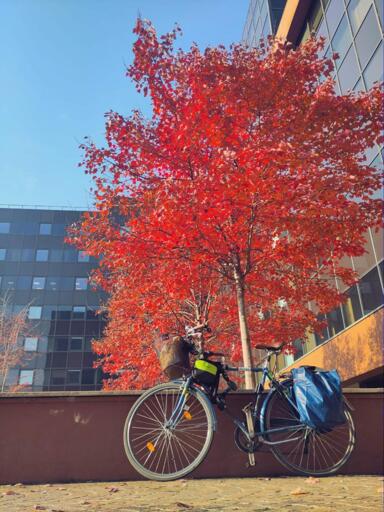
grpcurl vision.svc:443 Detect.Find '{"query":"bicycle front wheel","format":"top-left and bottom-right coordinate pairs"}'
top-left (263, 384), bottom-right (355, 476)
top-left (124, 382), bottom-right (215, 481)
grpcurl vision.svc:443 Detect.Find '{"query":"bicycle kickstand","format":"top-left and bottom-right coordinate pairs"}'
top-left (243, 403), bottom-right (256, 467)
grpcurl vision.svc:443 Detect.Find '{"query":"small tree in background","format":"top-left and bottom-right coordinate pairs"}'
top-left (0, 294), bottom-right (29, 392)
top-left (70, 20), bottom-right (383, 389)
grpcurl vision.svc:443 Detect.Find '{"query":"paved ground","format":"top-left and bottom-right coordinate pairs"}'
top-left (0, 476), bottom-right (382, 512)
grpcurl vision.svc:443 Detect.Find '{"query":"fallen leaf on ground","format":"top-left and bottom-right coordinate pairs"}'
top-left (57, 487), bottom-right (67, 491)
top-left (13, 483), bottom-right (24, 487)
top-left (176, 502), bottom-right (192, 509)
top-left (34, 506), bottom-right (47, 510)
top-left (305, 477), bottom-right (320, 484)
top-left (106, 487), bottom-right (119, 493)
top-left (81, 501), bottom-right (91, 505)
top-left (2, 490), bottom-right (17, 496)
top-left (290, 487), bottom-right (309, 496)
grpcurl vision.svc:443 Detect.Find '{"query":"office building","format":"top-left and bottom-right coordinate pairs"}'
top-left (0, 206), bottom-right (107, 391)
top-left (243, 0), bottom-right (383, 386)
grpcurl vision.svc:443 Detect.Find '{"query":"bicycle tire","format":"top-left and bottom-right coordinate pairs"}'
top-left (262, 382), bottom-right (355, 476)
top-left (123, 381), bottom-right (215, 481)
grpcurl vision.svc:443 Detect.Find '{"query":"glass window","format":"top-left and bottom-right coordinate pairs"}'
top-left (28, 306), bottom-right (42, 320)
top-left (36, 249), bottom-right (49, 262)
top-left (51, 369), bottom-right (65, 385)
top-left (314, 313), bottom-right (330, 345)
top-left (359, 267), bottom-right (383, 314)
top-left (355, 6), bottom-right (381, 69)
top-left (57, 306), bottom-right (72, 320)
top-left (338, 45), bottom-right (360, 92)
top-left (325, 0), bottom-right (345, 36)
top-left (317, 18), bottom-right (329, 49)
top-left (61, 277), bottom-right (74, 290)
top-left (75, 277), bottom-right (88, 291)
top-left (52, 223), bottom-right (66, 236)
top-left (24, 337), bottom-right (38, 351)
top-left (352, 231), bottom-right (377, 276)
top-left (46, 277), bottom-right (61, 291)
top-left (371, 228), bottom-right (383, 263)
top-left (21, 249), bottom-right (34, 261)
top-left (54, 337), bottom-right (68, 351)
top-left (82, 369), bottom-right (95, 385)
top-left (1, 276), bottom-right (16, 290)
top-left (63, 249), bottom-right (77, 263)
top-left (42, 306), bottom-right (57, 321)
top-left (8, 249), bottom-right (21, 261)
top-left (67, 370), bottom-right (81, 385)
top-left (0, 222), bottom-right (10, 233)
top-left (32, 277), bottom-right (46, 290)
top-left (326, 306), bottom-right (345, 337)
top-left (293, 339), bottom-right (305, 360)
top-left (17, 276), bottom-right (32, 290)
top-left (70, 337), bottom-right (83, 351)
top-left (363, 42), bottom-right (383, 89)
top-left (39, 223), bottom-right (52, 235)
top-left (50, 249), bottom-right (63, 262)
top-left (331, 15), bottom-right (352, 67)
top-left (73, 306), bottom-right (86, 319)
top-left (348, 0), bottom-right (373, 34)
top-left (19, 370), bottom-right (34, 385)
top-left (342, 285), bottom-right (363, 326)
top-left (78, 250), bottom-right (90, 263)
top-left (0, 248), bottom-right (5, 260)
top-left (308, 0), bottom-right (323, 32)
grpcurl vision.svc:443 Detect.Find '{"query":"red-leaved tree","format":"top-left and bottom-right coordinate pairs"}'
top-left (70, 20), bottom-right (383, 389)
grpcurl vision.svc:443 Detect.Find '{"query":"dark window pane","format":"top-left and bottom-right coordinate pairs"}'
top-left (0, 222), bottom-right (10, 233)
top-left (54, 337), bottom-right (68, 351)
top-left (326, 306), bottom-right (345, 337)
top-left (68, 352), bottom-right (83, 367)
top-left (52, 352), bottom-right (67, 368)
top-left (39, 223), bottom-right (52, 235)
top-left (8, 249), bottom-right (21, 261)
top-left (57, 306), bottom-right (72, 320)
top-left (85, 322), bottom-right (100, 336)
top-left (379, 260), bottom-right (383, 281)
top-left (36, 249), bottom-right (49, 262)
top-left (363, 42), bottom-right (383, 89)
top-left (342, 285), bottom-right (363, 326)
top-left (21, 249), bottom-right (34, 261)
top-left (51, 369), bottom-right (65, 385)
top-left (47, 277), bottom-right (61, 291)
top-left (50, 249), bottom-right (63, 262)
top-left (83, 352), bottom-right (95, 367)
top-left (325, 0), bottom-right (344, 36)
top-left (359, 267), bottom-right (384, 314)
top-left (61, 277), bottom-right (74, 290)
top-left (293, 339), bottom-right (305, 360)
top-left (67, 370), bottom-right (81, 384)
top-left (82, 369), bottom-right (95, 385)
top-left (52, 224), bottom-right (66, 236)
top-left (86, 308), bottom-right (97, 320)
top-left (32, 277), bottom-right (46, 290)
top-left (332, 15), bottom-right (352, 67)
top-left (348, 0), bottom-right (373, 34)
top-left (355, 6), bottom-right (381, 69)
top-left (338, 45), bottom-right (360, 92)
top-left (63, 249), bottom-right (77, 263)
top-left (70, 337), bottom-right (83, 351)
top-left (17, 276), bottom-right (32, 290)
top-left (0, 248), bottom-right (5, 260)
top-left (315, 314), bottom-right (330, 345)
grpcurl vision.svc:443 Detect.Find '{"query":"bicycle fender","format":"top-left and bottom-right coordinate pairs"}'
top-left (171, 379), bottom-right (217, 431)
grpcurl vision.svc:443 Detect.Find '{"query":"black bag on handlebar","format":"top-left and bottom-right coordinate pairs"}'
top-left (193, 359), bottom-right (220, 387)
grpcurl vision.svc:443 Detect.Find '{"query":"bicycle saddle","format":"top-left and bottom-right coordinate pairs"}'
top-left (255, 343), bottom-right (284, 352)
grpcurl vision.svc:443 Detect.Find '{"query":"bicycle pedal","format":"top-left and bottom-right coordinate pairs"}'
top-left (247, 453), bottom-right (256, 467)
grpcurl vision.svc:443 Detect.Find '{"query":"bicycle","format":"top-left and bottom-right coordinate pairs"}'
top-left (123, 324), bottom-right (355, 481)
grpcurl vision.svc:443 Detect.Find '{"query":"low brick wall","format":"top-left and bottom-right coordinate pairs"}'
top-left (0, 389), bottom-right (382, 484)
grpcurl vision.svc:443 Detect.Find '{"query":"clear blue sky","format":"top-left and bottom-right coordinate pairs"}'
top-left (0, 0), bottom-right (249, 208)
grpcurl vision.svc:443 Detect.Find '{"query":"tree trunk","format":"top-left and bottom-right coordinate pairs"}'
top-left (234, 270), bottom-right (255, 390)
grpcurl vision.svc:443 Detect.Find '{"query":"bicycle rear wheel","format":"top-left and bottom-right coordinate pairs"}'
top-left (124, 382), bottom-right (214, 481)
top-left (262, 383), bottom-right (355, 476)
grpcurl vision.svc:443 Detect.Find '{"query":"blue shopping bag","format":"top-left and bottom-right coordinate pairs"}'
top-left (292, 367), bottom-right (346, 429)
